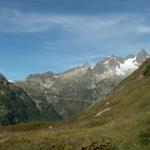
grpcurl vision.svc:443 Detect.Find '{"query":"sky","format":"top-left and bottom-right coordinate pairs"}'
top-left (0, 0), bottom-right (150, 80)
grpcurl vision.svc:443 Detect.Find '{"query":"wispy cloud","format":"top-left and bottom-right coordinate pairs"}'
top-left (0, 8), bottom-right (145, 34)
top-left (0, 8), bottom-right (120, 33)
top-left (135, 25), bottom-right (150, 34)
top-left (1, 8), bottom-right (150, 46)
top-left (0, 9), bottom-right (54, 32)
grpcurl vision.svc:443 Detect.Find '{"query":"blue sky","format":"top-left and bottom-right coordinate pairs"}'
top-left (0, 0), bottom-right (150, 80)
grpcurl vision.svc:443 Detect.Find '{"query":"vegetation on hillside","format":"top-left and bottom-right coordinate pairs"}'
top-left (143, 63), bottom-right (150, 76)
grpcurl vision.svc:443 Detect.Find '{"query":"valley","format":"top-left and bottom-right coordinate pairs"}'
top-left (1, 1), bottom-right (150, 149)
top-left (0, 53), bottom-right (150, 150)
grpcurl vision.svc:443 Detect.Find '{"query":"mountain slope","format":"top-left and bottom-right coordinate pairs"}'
top-left (0, 73), bottom-right (61, 125)
top-left (75, 57), bottom-right (150, 149)
top-left (79, 57), bottom-right (150, 122)
top-left (0, 58), bottom-right (150, 149)
top-left (0, 73), bottom-right (39, 125)
top-left (16, 69), bottom-right (120, 118)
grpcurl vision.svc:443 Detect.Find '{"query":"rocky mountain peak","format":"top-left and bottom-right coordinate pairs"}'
top-left (138, 49), bottom-right (148, 55)
top-left (25, 71), bottom-right (56, 89)
top-left (26, 71), bottom-right (55, 81)
top-left (136, 49), bottom-right (149, 64)
top-left (59, 63), bottom-right (92, 79)
top-left (136, 49), bottom-right (149, 63)
top-left (93, 49), bottom-right (149, 78)
top-left (79, 63), bottom-right (91, 71)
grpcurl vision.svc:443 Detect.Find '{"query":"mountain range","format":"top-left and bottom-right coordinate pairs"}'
top-left (15, 49), bottom-right (149, 119)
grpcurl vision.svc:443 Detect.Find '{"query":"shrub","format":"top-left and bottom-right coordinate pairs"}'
top-left (143, 63), bottom-right (150, 76)
top-left (138, 125), bottom-right (150, 146)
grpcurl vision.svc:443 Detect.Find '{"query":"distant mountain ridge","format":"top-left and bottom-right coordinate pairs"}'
top-left (22, 49), bottom-right (149, 82)
top-left (93, 49), bottom-right (149, 79)
top-left (15, 49), bottom-right (149, 119)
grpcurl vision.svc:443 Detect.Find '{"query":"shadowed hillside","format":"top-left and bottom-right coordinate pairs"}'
top-left (0, 74), bottom-right (61, 125)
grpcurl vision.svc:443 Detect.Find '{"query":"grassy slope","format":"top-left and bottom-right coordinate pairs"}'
top-left (0, 59), bottom-right (150, 150)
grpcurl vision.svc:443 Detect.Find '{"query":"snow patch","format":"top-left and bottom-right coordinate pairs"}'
top-left (95, 107), bottom-right (111, 117)
top-left (54, 75), bottom-right (59, 78)
top-left (103, 60), bottom-right (109, 65)
top-left (106, 102), bottom-right (110, 105)
top-left (107, 70), bottom-right (114, 75)
top-left (115, 57), bottom-right (138, 76)
top-left (91, 64), bottom-right (95, 69)
top-left (8, 80), bottom-right (15, 83)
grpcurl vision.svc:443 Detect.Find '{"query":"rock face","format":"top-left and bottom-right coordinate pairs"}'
top-left (15, 49), bottom-right (149, 119)
top-left (136, 49), bottom-right (149, 63)
top-left (16, 67), bottom-right (119, 118)
top-left (0, 74), bottom-right (39, 125)
top-left (0, 74), bottom-right (61, 125)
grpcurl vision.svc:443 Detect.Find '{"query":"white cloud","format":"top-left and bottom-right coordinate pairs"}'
top-left (135, 26), bottom-right (150, 34)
